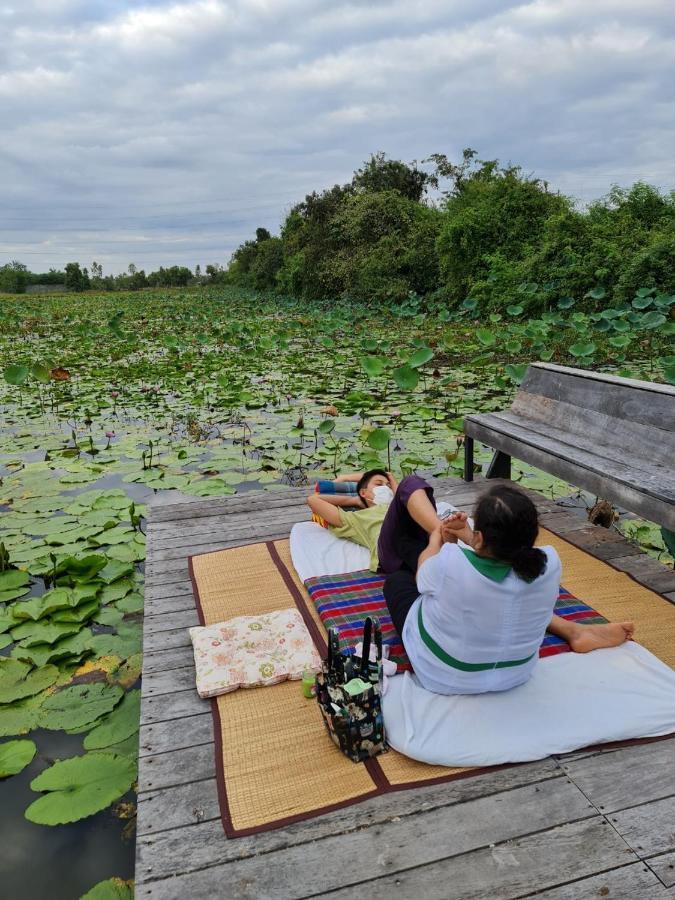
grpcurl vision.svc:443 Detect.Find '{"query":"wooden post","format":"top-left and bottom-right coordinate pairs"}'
top-left (463, 436), bottom-right (474, 482)
top-left (486, 450), bottom-right (511, 480)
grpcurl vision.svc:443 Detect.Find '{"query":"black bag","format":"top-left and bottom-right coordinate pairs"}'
top-left (315, 616), bottom-right (387, 762)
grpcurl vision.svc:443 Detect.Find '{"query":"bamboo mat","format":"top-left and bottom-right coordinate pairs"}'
top-left (189, 529), bottom-right (675, 835)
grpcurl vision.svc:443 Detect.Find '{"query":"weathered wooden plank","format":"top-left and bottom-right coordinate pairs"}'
top-left (136, 813), bottom-right (629, 900)
top-left (136, 777), bottom-right (220, 836)
top-left (144, 591), bottom-right (195, 616)
top-left (610, 794), bottom-right (675, 858)
top-left (143, 580), bottom-right (193, 603)
top-left (141, 687), bottom-right (207, 724)
top-left (143, 664), bottom-right (197, 697)
top-left (559, 524), bottom-right (644, 560)
top-left (142, 608), bottom-right (199, 633)
top-left (139, 711), bottom-right (212, 757)
top-left (511, 390), bottom-right (673, 467)
top-left (609, 555), bottom-right (675, 595)
top-left (143, 625), bottom-right (191, 653)
top-left (135, 768), bottom-right (581, 884)
top-left (145, 528), bottom-right (294, 577)
top-left (664, 591), bottom-right (675, 604)
top-left (138, 741), bottom-right (215, 792)
top-left (647, 850), bottom-right (675, 888)
top-left (135, 760), bottom-right (563, 883)
top-left (519, 862), bottom-right (670, 899)
top-left (561, 740), bottom-right (675, 813)
top-left (467, 414), bottom-right (675, 502)
top-left (149, 488), bottom-right (310, 522)
top-left (148, 510), bottom-right (307, 551)
top-left (521, 362), bottom-right (675, 433)
top-left (142, 644), bottom-right (194, 674)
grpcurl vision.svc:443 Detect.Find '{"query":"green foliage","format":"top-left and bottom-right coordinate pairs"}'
top-left (83, 689), bottom-right (140, 750)
top-left (80, 877), bottom-right (134, 900)
top-left (39, 683), bottom-right (123, 731)
top-left (25, 752), bottom-right (136, 825)
top-left (0, 660), bottom-right (59, 704)
top-left (0, 738), bottom-right (37, 777)
top-left (0, 261), bottom-right (29, 294)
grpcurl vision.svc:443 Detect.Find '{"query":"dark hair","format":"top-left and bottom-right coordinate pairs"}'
top-left (473, 485), bottom-right (547, 582)
top-left (355, 469), bottom-right (389, 507)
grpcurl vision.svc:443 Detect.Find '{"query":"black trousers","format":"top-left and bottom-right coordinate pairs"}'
top-left (384, 568), bottom-right (421, 639)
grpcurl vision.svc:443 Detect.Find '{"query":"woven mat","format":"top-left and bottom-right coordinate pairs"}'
top-left (304, 571), bottom-right (608, 669)
top-left (189, 529), bottom-right (675, 835)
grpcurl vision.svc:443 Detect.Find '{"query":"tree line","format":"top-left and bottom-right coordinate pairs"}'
top-left (2, 149), bottom-right (672, 308)
top-left (227, 150), bottom-right (674, 311)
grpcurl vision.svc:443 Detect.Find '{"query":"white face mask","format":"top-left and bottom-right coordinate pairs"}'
top-left (371, 485), bottom-right (395, 506)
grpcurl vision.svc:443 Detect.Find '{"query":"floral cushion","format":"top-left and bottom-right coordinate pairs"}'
top-left (189, 608), bottom-right (322, 699)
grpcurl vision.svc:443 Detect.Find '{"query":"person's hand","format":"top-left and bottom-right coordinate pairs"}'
top-left (442, 511), bottom-right (468, 531)
top-left (441, 520), bottom-right (459, 544)
top-left (386, 471), bottom-right (398, 492)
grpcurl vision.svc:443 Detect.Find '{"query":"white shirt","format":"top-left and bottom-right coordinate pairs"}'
top-left (402, 543), bottom-right (561, 695)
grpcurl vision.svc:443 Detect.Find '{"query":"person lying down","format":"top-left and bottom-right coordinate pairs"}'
top-left (307, 470), bottom-right (635, 696)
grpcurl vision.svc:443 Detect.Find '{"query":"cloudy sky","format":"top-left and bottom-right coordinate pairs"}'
top-left (1, 0), bottom-right (673, 275)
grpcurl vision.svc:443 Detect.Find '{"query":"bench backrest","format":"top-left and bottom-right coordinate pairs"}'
top-left (512, 363), bottom-right (675, 469)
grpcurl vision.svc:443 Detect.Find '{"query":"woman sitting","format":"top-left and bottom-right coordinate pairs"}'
top-left (308, 474), bottom-right (635, 695)
top-left (383, 481), bottom-right (634, 695)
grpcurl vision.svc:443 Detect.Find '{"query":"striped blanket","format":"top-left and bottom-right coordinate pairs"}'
top-left (304, 570), bottom-right (608, 671)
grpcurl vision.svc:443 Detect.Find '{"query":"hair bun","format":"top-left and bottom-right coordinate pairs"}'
top-left (511, 546), bottom-right (547, 582)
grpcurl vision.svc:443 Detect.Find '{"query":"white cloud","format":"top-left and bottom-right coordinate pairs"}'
top-left (0, 0), bottom-right (672, 273)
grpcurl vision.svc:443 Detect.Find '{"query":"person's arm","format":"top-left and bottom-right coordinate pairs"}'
top-left (417, 523), bottom-right (444, 571)
top-left (307, 493), bottom-right (346, 527)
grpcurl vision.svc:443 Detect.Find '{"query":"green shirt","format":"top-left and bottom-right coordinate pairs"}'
top-left (329, 504), bottom-right (387, 572)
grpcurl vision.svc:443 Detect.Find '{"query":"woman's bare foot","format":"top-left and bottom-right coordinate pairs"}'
top-left (567, 621), bottom-right (635, 653)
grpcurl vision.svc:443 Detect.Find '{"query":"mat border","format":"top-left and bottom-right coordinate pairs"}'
top-left (187, 525), bottom-right (675, 839)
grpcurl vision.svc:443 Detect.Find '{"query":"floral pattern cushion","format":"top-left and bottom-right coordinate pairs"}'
top-left (189, 608), bottom-right (322, 699)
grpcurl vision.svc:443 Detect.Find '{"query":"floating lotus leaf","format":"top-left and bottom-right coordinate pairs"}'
top-left (0, 659), bottom-right (59, 703)
top-left (39, 683), bottom-right (123, 731)
top-left (11, 587), bottom-right (80, 621)
top-left (0, 738), bottom-right (37, 777)
top-left (12, 620), bottom-right (82, 647)
top-left (0, 692), bottom-right (47, 737)
top-left (87, 525), bottom-right (135, 547)
top-left (25, 752), bottom-right (136, 825)
top-left (0, 584), bottom-right (31, 603)
top-left (87, 623), bottom-right (142, 661)
top-left (114, 592), bottom-right (143, 614)
top-left (360, 356), bottom-right (386, 377)
top-left (52, 599), bottom-right (100, 623)
top-left (80, 877), bottom-right (134, 900)
top-left (0, 569), bottom-right (30, 593)
top-left (408, 346), bottom-right (434, 368)
top-left (107, 653), bottom-right (142, 689)
top-left (93, 607), bottom-right (124, 627)
top-left (10, 629), bottom-right (92, 668)
top-left (99, 579), bottom-right (135, 605)
top-left (84, 690), bottom-right (140, 750)
top-left (392, 365), bottom-right (419, 391)
top-left (97, 559), bottom-right (134, 584)
top-left (0, 634), bottom-right (12, 650)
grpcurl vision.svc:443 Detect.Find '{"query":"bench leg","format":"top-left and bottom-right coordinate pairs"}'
top-left (463, 436), bottom-right (474, 482)
top-left (486, 450), bottom-right (511, 480)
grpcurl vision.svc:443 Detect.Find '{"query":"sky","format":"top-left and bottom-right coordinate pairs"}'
top-left (1, 0), bottom-right (673, 275)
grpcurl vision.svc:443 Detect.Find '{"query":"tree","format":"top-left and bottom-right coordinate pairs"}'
top-left (64, 262), bottom-right (90, 292)
top-left (0, 260), bottom-right (28, 294)
top-left (353, 152), bottom-right (431, 202)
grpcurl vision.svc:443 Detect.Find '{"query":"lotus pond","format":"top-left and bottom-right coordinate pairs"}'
top-left (0, 285), bottom-right (673, 898)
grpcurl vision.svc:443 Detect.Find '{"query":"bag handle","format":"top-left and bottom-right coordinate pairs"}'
top-left (327, 627), bottom-right (340, 671)
top-left (359, 617), bottom-right (372, 676)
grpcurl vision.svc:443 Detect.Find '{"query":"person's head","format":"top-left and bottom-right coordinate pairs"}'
top-left (356, 469), bottom-right (390, 507)
top-left (472, 484), bottom-right (547, 581)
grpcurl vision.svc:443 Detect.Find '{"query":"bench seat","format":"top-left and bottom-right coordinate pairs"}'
top-left (463, 363), bottom-right (675, 531)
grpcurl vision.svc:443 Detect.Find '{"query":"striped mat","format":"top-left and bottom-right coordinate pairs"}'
top-left (304, 570), bottom-right (608, 670)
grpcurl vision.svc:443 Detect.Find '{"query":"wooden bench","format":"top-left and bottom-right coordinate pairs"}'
top-left (463, 362), bottom-right (675, 531)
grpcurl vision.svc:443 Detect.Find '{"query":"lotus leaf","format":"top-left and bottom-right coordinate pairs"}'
top-left (99, 579), bottom-right (135, 605)
top-left (80, 877), bottom-right (134, 900)
top-left (11, 587), bottom-right (80, 621)
top-left (39, 683), bottom-right (123, 731)
top-left (0, 738), bottom-right (37, 777)
top-left (84, 689), bottom-right (140, 749)
top-left (0, 569), bottom-right (30, 592)
top-left (0, 659), bottom-right (59, 703)
top-left (93, 607), bottom-right (124, 627)
top-left (114, 593), bottom-right (143, 614)
top-left (408, 347), bottom-right (433, 368)
top-left (108, 653), bottom-right (142, 689)
top-left (0, 691), bottom-right (47, 736)
top-left (97, 559), bottom-right (134, 584)
top-left (25, 752), bottom-right (136, 825)
top-left (52, 599), bottom-right (100, 623)
top-left (366, 428), bottom-right (391, 451)
top-left (12, 620), bottom-right (82, 647)
top-left (360, 356), bottom-right (386, 377)
top-left (0, 634), bottom-right (12, 650)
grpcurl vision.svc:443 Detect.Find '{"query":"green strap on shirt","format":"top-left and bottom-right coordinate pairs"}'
top-left (417, 604), bottom-right (535, 672)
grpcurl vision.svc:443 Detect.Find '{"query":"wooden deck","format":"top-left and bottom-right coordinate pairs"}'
top-left (136, 477), bottom-right (675, 899)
